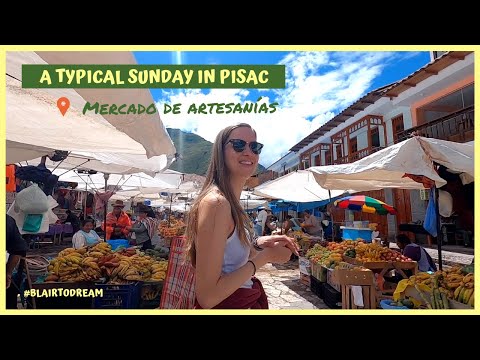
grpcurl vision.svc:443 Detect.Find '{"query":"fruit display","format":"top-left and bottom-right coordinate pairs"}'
top-left (305, 244), bottom-right (342, 269)
top-left (352, 242), bottom-right (411, 262)
top-left (45, 242), bottom-right (168, 284)
top-left (452, 273), bottom-right (474, 306)
top-left (291, 230), bottom-right (311, 252)
top-left (398, 268), bottom-right (474, 308)
top-left (159, 218), bottom-right (186, 237)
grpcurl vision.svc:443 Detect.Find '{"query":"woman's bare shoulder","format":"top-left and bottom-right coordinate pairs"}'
top-left (200, 188), bottom-right (230, 211)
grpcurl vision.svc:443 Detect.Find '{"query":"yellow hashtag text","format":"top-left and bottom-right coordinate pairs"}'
top-left (24, 289), bottom-right (103, 298)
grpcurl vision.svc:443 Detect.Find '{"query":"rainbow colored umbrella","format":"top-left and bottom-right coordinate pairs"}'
top-left (334, 195), bottom-right (397, 215)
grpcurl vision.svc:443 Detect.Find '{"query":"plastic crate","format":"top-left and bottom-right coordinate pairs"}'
top-left (323, 283), bottom-right (342, 309)
top-left (310, 276), bottom-right (324, 299)
top-left (341, 228), bottom-right (372, 242)
top-left (94, 282), bottom-right (142, 309)
top-left (380, 299), bottom-right (409, 310)
top-left (107, 239), bottom-right (130, 251)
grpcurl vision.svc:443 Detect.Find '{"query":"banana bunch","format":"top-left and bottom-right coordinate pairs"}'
top-left (86, 242), bottom-right (112, 258)
top-left (48, 252), bottom-right (86, 282)
top-left (453, 273), bottom-right (474, 306)
top-left (110, 256), bottom-right (143, 282)
top-left (151, 261), bottom-right (168, 281)
top-left (142, 287), bottom-right (161, 300)
top-left (408, 273), bottom-right (432, 291)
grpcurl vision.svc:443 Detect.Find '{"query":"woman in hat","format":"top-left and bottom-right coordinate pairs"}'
top-left (102, 200), bottom-right (132, 240)
top-left (126, 204), bottom-right (156, 250)
top-left (184, 123), bottom-right (298, 309)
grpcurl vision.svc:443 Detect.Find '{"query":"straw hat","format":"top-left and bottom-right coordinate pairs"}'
top-left (112, 200), bottom-right (125, 208)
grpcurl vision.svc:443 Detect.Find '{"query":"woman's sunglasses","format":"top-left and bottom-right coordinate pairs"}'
top-left (226, 139), bottom-right (264, 155)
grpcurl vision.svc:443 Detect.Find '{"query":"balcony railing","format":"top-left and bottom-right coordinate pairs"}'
top-left (333, 146), bottom-right (385, 165)
top-left (395, 106), bottom-right (474, 144)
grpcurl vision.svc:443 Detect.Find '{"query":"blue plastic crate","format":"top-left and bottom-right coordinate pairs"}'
top-left (380, 299), bottom-right (409, 310)
top-left (107, 239), bottom-right (130, 251)
top-left (341, 228), bottom-right (373, 242)
top-left (94, 282), bottom-right (142, 309)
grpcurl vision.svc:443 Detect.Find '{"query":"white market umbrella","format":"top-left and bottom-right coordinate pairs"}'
top-left (253, 170), bottom-right (346, 203)
top-left (7, 51), bottom-right (176, 159)
top-left (7, 52), bottom-right (176, 174)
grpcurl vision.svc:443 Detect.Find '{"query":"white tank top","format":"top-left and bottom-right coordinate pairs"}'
top-left (222, 227), bottom-right (253, 289)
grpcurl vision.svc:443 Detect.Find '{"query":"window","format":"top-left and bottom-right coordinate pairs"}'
top-left (371, 126), bottom-right (380, 148)
top-left (417, 84), bottom-right (474, 125)
top-left (325, 150), bottom-right (332, 165)
top-left (392, 114), bottom-right (404, 143)
top-left (350, 136), bottom-right (358, 154)
top-left (335, 144), bottom-right (343, 160)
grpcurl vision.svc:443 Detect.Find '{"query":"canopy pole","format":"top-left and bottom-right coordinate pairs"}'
top-left (328, 190), bottom-right (334, 242)
top-left (103, 173), bottom-right (109, 240)
top-left (434, 186), bottom-right (443, 271)
top-left (84, 182), bottom-right (87, 220)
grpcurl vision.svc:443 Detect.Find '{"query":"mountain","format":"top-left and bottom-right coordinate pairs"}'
top-left (166, 128), bottom-right (266, 176)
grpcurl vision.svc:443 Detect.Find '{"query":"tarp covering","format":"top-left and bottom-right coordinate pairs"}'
top-left (308, 137), bottom-right (455, 191)
top-left (7, 51), bottom-right (176, 159)
top-left (6, 52), bottom-right (176, 174)
top-left (52, 169), bottom-right (182, 191)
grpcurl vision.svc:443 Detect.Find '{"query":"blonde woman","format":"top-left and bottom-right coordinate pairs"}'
top-left (185, 123), bottom-right (298, 309)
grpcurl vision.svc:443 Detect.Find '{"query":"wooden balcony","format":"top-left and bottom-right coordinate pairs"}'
top-left (395, 106), bottom-right (474, 144)
top-left (333, 146), bottom-right (385, 164)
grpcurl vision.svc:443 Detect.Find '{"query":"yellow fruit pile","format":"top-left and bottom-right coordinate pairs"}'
top-left (355, 243), bottom-right (412, 262)
top-left (45, 243), bottom-right (168, 284)
top-left (151, 261), bottom-right (168, 281)
top-left (46, 243), bottom-right (110, 282)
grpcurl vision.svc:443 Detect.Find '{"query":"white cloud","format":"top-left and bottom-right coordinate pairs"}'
top-left (157, 51), bottom-right (403, 168)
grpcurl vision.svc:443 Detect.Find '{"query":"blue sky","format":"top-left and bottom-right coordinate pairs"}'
top-left (134, 51), bottom-right (430, 167)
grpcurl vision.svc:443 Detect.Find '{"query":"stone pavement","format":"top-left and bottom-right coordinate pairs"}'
top-left (256, 261), bottom-right (328, 310)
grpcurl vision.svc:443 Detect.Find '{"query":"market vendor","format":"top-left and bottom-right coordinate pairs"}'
top-left (102, 200), bottom-right (132, 240)
top-left (301, 210), bottom-right (322, 236)
top-left (396, 234), bottom-right (437, 272)
top-left (282, 215), bottom-right (294, 234)
top-left (126, 204), bottom-right (156, 250)
top-left (72, 219), bottom-right (102, 248)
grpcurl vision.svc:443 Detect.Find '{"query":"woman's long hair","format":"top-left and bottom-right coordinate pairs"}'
top-left (185, 123), bottom-right (255, 266)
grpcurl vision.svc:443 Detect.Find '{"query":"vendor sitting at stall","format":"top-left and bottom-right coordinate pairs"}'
top-left (72, 219), bottom-right (102, 248)
top-left (396, 234), bottom-right (437, 272)
top-left (301, 210), bottom-right (322, 236)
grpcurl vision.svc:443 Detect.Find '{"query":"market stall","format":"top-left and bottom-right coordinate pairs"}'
top-left (25, 242), bottom-right (168, 309)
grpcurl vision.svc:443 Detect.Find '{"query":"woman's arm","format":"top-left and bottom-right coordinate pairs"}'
top-left (129, 223), bottom-right (147, 234)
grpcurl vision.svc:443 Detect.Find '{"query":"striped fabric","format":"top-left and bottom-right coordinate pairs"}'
top-left (159, 236), bottom-right (196, 309)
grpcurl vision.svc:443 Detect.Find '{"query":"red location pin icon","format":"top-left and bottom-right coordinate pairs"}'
top-left (57, 97), bottom-right (70, 116)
